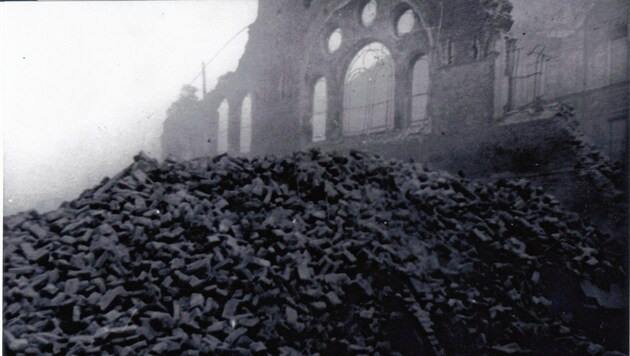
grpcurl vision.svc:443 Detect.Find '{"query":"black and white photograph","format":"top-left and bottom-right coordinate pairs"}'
top-left (2, 0), bottom-right (628, 354)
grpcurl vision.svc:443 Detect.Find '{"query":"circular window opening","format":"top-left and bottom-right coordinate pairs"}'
top-left (361, 0), bottom-right (377, 27)
top-left (397, 9), bottom-right (415, 35)
top-left (327, 28), bottom-right (342, 53)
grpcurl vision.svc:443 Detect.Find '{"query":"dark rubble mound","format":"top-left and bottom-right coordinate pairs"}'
top-left (3, 150), bottom-right (628, 355)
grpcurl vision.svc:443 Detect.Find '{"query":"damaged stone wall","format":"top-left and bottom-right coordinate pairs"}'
top-left (492, 0), bottom-right (629, 161)
top-left (306, 103), bottom-right (627, 240)
top-left (161, 0), bottom-right (627, 238)
top-left (162, 86), bottom-right (216, 161)
top-left (163, 0), bottom-right (510, 159)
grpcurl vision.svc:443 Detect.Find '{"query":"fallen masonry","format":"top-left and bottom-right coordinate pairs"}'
top-left (3, 150), bottom-right (628, 355)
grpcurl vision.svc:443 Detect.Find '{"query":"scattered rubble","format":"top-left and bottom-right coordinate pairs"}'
top-left (3, 150), bottom-right (627, 355)
top-left (555, 104), bottom-right (625, 195)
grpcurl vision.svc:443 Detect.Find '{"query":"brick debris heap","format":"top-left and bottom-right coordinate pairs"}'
top-left (3, 150), bottom-right (627, 355)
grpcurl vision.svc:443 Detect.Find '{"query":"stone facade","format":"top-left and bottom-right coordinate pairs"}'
top-left (161, 0), bottom-right (627, 237)
top-left (162, 0), bottom-right (627, 163)
top-left (162, 0), bottom-right (512, 159)
top-left (495, 0), bottom-right (629, 161)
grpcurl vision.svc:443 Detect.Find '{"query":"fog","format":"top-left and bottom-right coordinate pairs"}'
top-left (510, 0), bottom-right (596, 37)
top-left (2, 1), bottom-right (258, 216)
top-left (0, 0), bottom-right (598, 216)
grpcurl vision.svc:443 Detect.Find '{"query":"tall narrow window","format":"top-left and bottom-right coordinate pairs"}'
top-left (343, 42), bottom-right (395, 136)
top-left (217, 99), bottom-right (229, 154)
top-left (509, 45), bottom-right (547, 108)
top-left (411, 56), bottom-right (430, 133)
top-left (312, 78), bottom-right (327, 142)
top-left (240, 95), bottom-right (252, 153)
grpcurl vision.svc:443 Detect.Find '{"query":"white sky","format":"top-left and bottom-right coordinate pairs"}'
top-left (510, 0), bottom-right (594, 37)
top-left (1, 0), bottom-right (258, 215)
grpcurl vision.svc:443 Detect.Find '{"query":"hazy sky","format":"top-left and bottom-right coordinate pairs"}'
top-left (510, 0), bottom-right (595, 37)
top-left (2, 1), bottom-right (258, 215)
top-left (0, 0), bottom-right (588, 216)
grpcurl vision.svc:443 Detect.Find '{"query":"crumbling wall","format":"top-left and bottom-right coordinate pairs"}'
top-left (310, 104), bottom-right (627, 241)
top-left (492, 0), bottom-right (629, 160)
top-left (557, 81), bottom-right (629, 162)
top-left (161, 87), bottom-right (215, 161)
top-left (431, 56), bottom-right (496, 132)
top-left (296, 0), bottom-right (502, 144)
top-left (160, 0), bottom-right (626, 240)
top-left (163, 0), bottom-right (507, 158)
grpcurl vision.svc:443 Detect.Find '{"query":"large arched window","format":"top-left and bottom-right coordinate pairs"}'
top-left (240, 95), bottom-right (252, 153)
top-left (343, 42), bottom-right (395, 136)
top-left (312, 78), bottom-right (327, 142)
top-left (217, 99), bottom-right (229, 154)
top-left (411, 56), bottom-right (430, 132)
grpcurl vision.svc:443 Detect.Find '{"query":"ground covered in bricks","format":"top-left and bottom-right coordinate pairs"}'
top-left (3, 149), bottom-right (628, 355)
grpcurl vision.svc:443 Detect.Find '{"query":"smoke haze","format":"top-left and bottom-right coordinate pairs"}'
top-left (2, 0), bottom-right (258, 215)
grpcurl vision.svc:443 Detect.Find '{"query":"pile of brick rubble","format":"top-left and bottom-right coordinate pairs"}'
top-left (556, 104), bottom-right (625, 198)
top-left (3, 150), bottom-right (627, 355)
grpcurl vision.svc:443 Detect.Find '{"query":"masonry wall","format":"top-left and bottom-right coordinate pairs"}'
top-left (162, 0), bottom-right (505, 159)
top-left (492, 0), bottom-right (629, 161)
top-left (162, 0), bottom-right (627, 164)
top-left (558, 81), bottom-right (629, 162)
top-left (162, 90), bottom-right (216, 161)
top-left (160, 0), bottom-right (627, 238)
top-left (431, 56), bottom-right (496, 131)
top-left (309, 106), bottom-right (627, 239)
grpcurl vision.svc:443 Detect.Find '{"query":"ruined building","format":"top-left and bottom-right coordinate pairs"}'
top-left (162, 0), bottom-right (628, 236)
top-left (162, 0), bottom-right (515, 159)
top-left (505, 0), bottom-right (628, 162)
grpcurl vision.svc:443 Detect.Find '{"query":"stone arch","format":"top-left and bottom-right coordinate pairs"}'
top-left (299, 0), bottom-right (437, 140)
top-left (301, 0), bottom-right (435, 76)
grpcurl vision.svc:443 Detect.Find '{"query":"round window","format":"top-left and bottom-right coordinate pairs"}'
top-left (327, 28), bottom-right (342, 53)
top-left (361, 0), bottom-right (377, 27)
top-left (397, 9), bottom-right (415, 35)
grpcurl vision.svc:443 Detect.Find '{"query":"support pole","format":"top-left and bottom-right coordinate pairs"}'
top-left (202, 62), bottom-right (207, 100)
